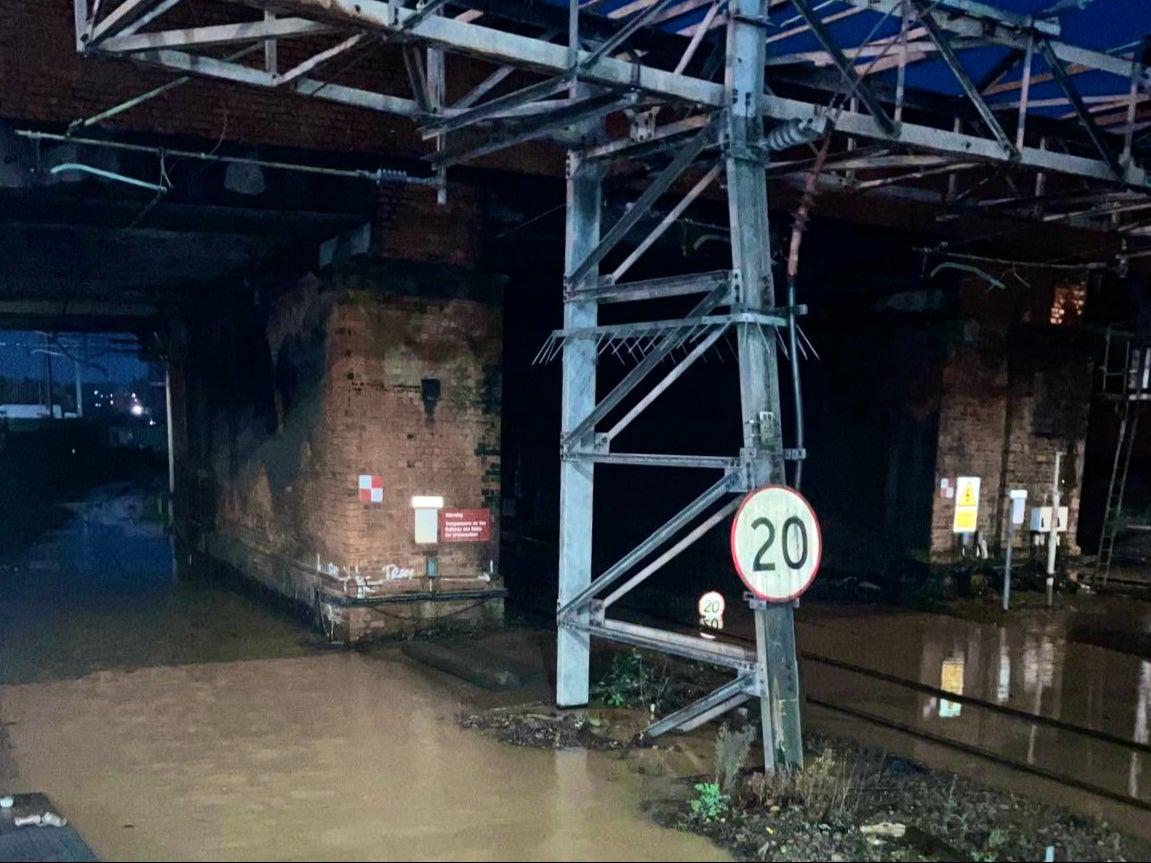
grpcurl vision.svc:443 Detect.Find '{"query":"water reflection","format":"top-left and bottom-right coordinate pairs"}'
top-left (0, 485), bottom-right (318, 685)
top-left (996, 627), bottom-right (1010, 704)
top-left (1132, 661), bottom-right (1151, 798)
top-left (939, 657), bottom-right (964, 719)
top-left (798, 600), bottom-right (1151, 807)
top-left (0, 485), bottom-right (728, 861)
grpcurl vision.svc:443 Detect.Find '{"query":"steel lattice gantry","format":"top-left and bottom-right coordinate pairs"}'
top-left (71, 0), bottom-right (1151, 770)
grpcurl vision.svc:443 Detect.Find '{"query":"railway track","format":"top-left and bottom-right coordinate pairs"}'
top-left (503, 579), bottom-right (1151, 814)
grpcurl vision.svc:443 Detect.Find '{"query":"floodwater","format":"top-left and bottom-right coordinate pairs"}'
top-left (0, 488), bottom-right (728, 862)
top-left (0, 487), bottom-right (318, 686)
top-left (795, 601), bottom-right (1151, 833)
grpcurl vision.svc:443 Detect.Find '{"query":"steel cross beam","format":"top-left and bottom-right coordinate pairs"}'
top-left (74, 0), bottom-right (1151, 200)
top-left (401, 0), bottom-right (453, 32)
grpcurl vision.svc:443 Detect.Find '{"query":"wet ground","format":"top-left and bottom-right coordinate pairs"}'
top-left (9, 486), bottom-right (1151, 859)
top-left (0, 486), bottom-right (318, 686)
top-left (0, 489), bottom-right (728, 862)
top-left (589, 586), bottom-right (1151, 843)
top-left (789, 599), bottom-right (1151, 841)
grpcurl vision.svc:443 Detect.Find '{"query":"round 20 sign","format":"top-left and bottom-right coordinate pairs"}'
top-left (730, 485), bottom-right (822, 602)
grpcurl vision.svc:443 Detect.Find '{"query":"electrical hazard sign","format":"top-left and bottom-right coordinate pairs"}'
top-left (952, 476), bottom-right (981, 534)
top-left (957, 482), bottom-right (978, 508)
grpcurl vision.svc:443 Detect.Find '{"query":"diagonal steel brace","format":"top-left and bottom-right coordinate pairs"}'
top-left (787, 0), bottom-right (895, 134)
top-left (566, 121), bottom-right (717, 287)
top-left (1038, 38), bottom-right (1124, 179)
top-left (912, 0), bottom-right (1017, 157)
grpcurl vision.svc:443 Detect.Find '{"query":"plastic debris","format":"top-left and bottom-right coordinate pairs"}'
top-left (860, 822), bottom-right (907, 838)
top-left (13, 811), bottom-right (68, 827)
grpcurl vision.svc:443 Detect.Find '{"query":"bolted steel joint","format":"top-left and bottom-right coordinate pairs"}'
top-left (628, 107), bottom-right (658, 143)
top-left (589, 600), bottom-right (606, 625)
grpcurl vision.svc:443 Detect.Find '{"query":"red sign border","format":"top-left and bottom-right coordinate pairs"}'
top-left (440, 508), bottom-right (492, 543)
top-left (729, 484), bottom-right (823, 603)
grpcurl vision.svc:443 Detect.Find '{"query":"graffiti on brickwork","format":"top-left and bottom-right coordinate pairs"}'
top-left (383, 564), bottom-right (415, 581)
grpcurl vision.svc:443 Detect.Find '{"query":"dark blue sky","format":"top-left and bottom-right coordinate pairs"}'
top-left (0, 332), bottom-right (151, 384)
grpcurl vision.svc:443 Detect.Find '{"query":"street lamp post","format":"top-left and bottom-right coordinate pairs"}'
top-left (30, 347), bottom-right (83, 419)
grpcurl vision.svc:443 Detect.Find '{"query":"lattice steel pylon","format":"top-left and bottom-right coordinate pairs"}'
top-left (551, 2), bottom-right (804, 769)
top-left (68, 0), bottom-right (1151, 771)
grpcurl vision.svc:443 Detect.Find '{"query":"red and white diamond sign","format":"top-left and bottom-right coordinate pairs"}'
top-left (358, 475), bottom-right (383, 503)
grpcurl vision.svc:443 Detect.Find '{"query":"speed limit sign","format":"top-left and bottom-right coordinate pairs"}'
top-left (730, 485), bottom-right (822, 602)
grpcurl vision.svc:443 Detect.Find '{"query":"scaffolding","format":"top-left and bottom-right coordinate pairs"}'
top-left (69, 0), bottom-right (1151, 770)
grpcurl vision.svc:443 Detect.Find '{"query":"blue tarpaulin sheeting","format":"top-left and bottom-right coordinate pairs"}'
top-left (544, 0), bottom-right (1151, 127)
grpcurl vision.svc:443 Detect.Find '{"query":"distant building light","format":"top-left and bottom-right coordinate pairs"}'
top-left (130, 404), bottom-right (144, 416)
top-left (1050, 281), bottom-right (1087, 326)
top-left (411, 495), bottom-right (445, 509)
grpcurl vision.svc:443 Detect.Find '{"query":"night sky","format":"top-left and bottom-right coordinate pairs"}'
top-left (0, 331), bottom-right (150, 385)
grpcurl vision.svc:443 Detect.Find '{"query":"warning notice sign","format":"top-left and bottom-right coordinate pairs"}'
top-left (957, 482), bottom-right (978, 508)
top-left (441, 509), bottom-right (492, 543)
top-left (952, 476), bottom-right (981, 534)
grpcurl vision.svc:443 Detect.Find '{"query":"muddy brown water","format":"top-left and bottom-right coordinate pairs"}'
top-left (0, 491), bottom-right (728, 862)
top-left (795, 602), bottom-right (1151, 810)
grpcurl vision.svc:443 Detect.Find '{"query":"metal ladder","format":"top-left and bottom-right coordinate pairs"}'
top-left (1095, 331), bottom-right (1150, 583)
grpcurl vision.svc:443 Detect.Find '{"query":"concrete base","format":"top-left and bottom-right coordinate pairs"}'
top-left (200, 531), bottom-right (505, 642)
top-left (331, 595), bottom-right (505, 643)
top-left (402, 637), bottom-right (548, 691)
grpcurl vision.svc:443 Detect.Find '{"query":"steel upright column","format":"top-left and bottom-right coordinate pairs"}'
top-left (556, 141), bottom-right (603, 709)
top-left (725, 0), bottom-right (804, 770)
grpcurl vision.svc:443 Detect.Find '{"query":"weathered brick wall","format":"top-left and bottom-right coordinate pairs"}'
top-left (930, 321), bottom-right (1093, 560)
top-left (998, 330), bottom-right (1094, 556)
top-left (183, 259), bottom-right (503, 635)
top-left (375, 185), bottom-right (484, 269)
top-left (930, 323), bottom-right (1010, 558)
top-left (309, 277), bottom-right (502, 579)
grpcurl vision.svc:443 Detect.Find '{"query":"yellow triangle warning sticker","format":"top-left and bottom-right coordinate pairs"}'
top-left (958, 483), bottom-right (977, 507)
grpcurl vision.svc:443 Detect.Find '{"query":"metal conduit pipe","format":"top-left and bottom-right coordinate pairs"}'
top-left (782, 136), bottom-right (832, 490)
top-left (786, 275), bottom-right (804, 490)
top-left (49, 162), bottom-right (168, 192)
top-left (18, 130), bottom-right (437, 187)
top-left (330, 588), bottom-right (508, 607)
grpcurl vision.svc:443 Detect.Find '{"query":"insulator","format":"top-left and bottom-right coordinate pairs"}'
top-left (764, 118), bottom-right (824, 152)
